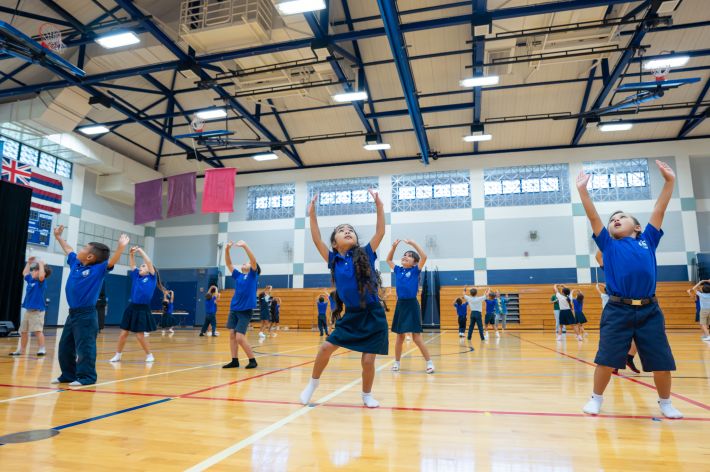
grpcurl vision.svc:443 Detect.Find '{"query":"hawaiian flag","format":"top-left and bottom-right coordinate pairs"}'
top-left (1, 156), bottom-right (32, 186)
top-left (30, 169), bottom-right (64, 214)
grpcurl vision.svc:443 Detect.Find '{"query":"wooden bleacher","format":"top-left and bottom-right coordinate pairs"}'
top-left (215, 282), bottom-right (698, 331)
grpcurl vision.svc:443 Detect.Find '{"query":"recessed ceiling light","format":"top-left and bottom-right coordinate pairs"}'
top-left (460, 75), bottom-right (499, 87)
top-left (195, 109), bottom-right (227, 120)
top-left (78, 125), bottom-right (109, 135)
top-left (598, 122), bottom-right (633, 132)
top-left (642, 55), bottom-right (690, 70)
top-left (95, 31), bottom-right (140, 49)
top-left (276, 0), bottom-right (326, 15)
top-left (333, 91), bottom-right (368, 102)
top-left (252, 152), bottom-right (279, 161)
top-left (363, 143), bottom-right (391, 151)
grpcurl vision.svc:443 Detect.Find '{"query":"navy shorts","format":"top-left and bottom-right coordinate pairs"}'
top-left (227, 310), bottom-right (252, 334)
top-left (484, 313), bottom-right (496, 325)
top-left (595, 301), bottom-right (676, 372)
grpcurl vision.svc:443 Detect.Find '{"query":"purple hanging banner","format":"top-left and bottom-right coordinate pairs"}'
top-left (134, 178), bottom-right (163, 225)
top-left (167, 172), bottom-right (196, 218)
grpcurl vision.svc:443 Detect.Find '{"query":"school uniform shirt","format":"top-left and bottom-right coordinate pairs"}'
top-left (393, 265), bottom-right (420, 299)
top-left (484, 299), bottom-right (496, 314)
top-left (696, 292), bottom-right (710, 310)
top-left (550, 295), bottom-right (559, 310)
top-left (573, 299), bottom-right (583, 314)
top-left (454, 302), bottom-right (468, 317)
top-left (499, 296), bottom-right (508, 314)
top-left (66, 252), bottom-right (112, 309)
top-left (205, 297), bottom-right (217, 314)
top-left (328, 243), bottom-right (379, 308)
top-left (22, 275), bottom-right (47, 310)
top-left (129, 269), bottom-right (156, 305)
top-left (464, 295), bottom-right (486, 312)
top-left (317, 301), bottom-right (328, 316)
top-left (230, 268), bottom-right (259, 311)
top-left (556, 292), bottom-right (572, 310)
top-left (594, 225), bottom-right (662, 299)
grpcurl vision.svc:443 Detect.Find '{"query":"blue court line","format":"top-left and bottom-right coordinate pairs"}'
top-left (53, 398), bottom-right (172, 431)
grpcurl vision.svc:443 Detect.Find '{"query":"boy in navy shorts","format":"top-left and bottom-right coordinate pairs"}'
top-left (576, 161), bottom-right (682, 418)
top-left (51, 225), bottom-right (129, 386)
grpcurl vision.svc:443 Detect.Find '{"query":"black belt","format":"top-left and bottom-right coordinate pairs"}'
top-left (608, 295), bottom-right (657, 306)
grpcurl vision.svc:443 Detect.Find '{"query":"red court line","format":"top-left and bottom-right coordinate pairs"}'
top-left (179, 349), bottom-right (352, 398)
top-left (510, 334), bottom-right (710, 411)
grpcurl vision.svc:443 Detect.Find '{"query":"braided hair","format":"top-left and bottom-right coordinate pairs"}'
top-left (329, 290), bottom-right (344, 325)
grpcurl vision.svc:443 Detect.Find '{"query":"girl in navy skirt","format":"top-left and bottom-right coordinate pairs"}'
top-left (160, 290), bottom-right (176, 335)
top-left (270, 296), bottom-right (281, 333)
top-left (386, 239), bottom-right (434, 374)
top-left (571, 289), bottom-right (587, 337)
top-left (554, 284), bottom-right (580, 341)
top-left (299, 190), bottom-right (387, 408)
top-left (111, 247), bottom-right (164, 363)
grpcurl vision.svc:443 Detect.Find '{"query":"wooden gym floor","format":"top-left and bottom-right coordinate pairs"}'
top-left (1, 327), bottom-right (709, 471)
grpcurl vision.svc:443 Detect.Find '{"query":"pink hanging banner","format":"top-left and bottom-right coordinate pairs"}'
top-left (167, 172), bottom-right (196, 218)
top-left (202, 167), bottom-right (236, 213)
top-left (134, 178), bottom-right (163, 224)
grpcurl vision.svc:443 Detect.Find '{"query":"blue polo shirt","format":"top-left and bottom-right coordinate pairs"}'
top-left (573, 299), bottom-right (583, 313)
top-left (22, 274), bottom-right (46, 310)
top-left (317, 301), bottom-right (328, 316)
top-left (230, 268), bottom-right (258, 311)
top-left (594, 225), bottom-right (662, 299)
top-left (66, 252), bottom-right (111, 309)
top-left (329, 295), bottom-right (336, 310)
top-left (455, 302), bottom-right (468, 317)
top-left (129, 269), bottom-right (156, 304)
top-left (328, 243), bottom-right (379, 308)
top-left (393, 265), bottom-right (420, 299)
top-left (485, 299), bottom-right (496, 314)
top-left (205, 296), bottom-right (217, 314)
top-left (500, 296), bottom-right (508, 314)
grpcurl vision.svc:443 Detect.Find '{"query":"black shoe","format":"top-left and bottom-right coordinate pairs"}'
top-left (222, 360), bottom-right (239, 368)
top-left (37, 351), bottom-right (46, 357)
top-left (199, 333), bottom-right (205, 337)
top-left (245, 359), bottom-right (258, 369)
top-left (626, 356), bottom-right (640, 374)
top-left (9, 351), bottom-right (21, 356)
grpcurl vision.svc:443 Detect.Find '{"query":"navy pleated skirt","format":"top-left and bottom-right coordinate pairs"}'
top-left (391, 298), bottom-right (423, 334)
top-left (575, 311), bottom-right (588, 324)
top-left (327, 302), bottom-right (389, 355)
top-left (559, 308), bottom-right (576, 325)
top-left (120, 303), bottom-right (157, 333)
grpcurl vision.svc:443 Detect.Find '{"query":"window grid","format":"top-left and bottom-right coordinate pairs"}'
top-left (483, 163), bottom-right (570, 207)
top-left (78, 221), bottom-right (144, 267)
top-left (0, 135), bottom-right (73, 178)
top-left (391, 170), bottom-right (471, 212)
top-left (582, 158), bottom-right (651, 201)
top-left (308, 177), bottom-right (379, 216)
top-left (247, 183), bottom-right (296, 220)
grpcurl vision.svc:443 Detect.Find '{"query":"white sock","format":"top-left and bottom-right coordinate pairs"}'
top-left (391, 361), bottom-right (400, 371)
top-left (583, 393), bottom-right (603, 414)
top-left (362, 392), bottom-right (380, 408)
top-left (299, 378), bottom-right (319, 405)
top-left (37, 346), bottom-right (46, 354)
top-left (110, 352), bottom-right (122, 362)
top-left (658, 398), bottom-right (683, 418)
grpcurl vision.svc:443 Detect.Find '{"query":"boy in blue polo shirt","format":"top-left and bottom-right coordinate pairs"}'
top-left (51, 225), bottom-right (128, 386)
top-left (576, 160), bottom-right (682, 418)
top-left (316, 295), bottom-right (329, 336)
top-left (10, 258), bottom-right (52, 356)
top-left (222, 240), bottom-right (259, 369)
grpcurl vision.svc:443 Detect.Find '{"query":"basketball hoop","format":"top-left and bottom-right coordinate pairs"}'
top-left (191, 116), bottom-right (205, 133)
top-left (652, 65), bottom-right (670, 82)
top-left (39, 23), bottom-right (65, 54)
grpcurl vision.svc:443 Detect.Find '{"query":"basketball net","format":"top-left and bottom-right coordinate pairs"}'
top-left (652, 66), bottom-right (669, 82)
top-left (191, 116), bottom-right (205, 133)
top-left (39, 23), bottom-right (65, 54)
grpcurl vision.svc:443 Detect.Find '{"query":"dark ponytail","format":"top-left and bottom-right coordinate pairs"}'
top-left (330, 290), bottom-right (344, 325)
top-left (154, 267), bottom-right (166, 293)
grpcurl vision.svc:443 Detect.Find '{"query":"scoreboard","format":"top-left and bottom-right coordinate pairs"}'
top-left (27, 209), bottom-right (53, 247)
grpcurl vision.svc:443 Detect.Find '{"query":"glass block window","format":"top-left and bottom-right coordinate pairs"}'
top-left (0, 135), bottom-right (72, 178)
top-left (484, 163), bottom-right (570, 207)
top-left (78, 221), bottom-right (144, 267)
top-left (247, 183), bottom-right (296, 220)
top-left (392, 170), bottom-right (470, 212)
top-left (1, 137), bottom-right (19, 160)
top-left (39, 152), bottom-right (57, 172)
top-left (308, 177), bottom-right (378, 216)
top-left (582, 158), bottom-right (651, 201)
top-left (19, 146), bottom-right (39, 166)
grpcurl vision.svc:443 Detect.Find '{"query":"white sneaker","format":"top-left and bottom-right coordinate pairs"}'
top-left (577, 335), bottom-right (583, 341)
top-left (68, 381), bottom-right (83, 387)
top-left (556, 335), bottom-right (562, 341)
top-left (258, 332), bottom-right (266, 338)
top-left (426, 361), bottom-right (435, 374)
top-left (702, 335), bottom-right (710, 341)
top-left (583, 395), bottom-right (603, 415)
top-left (206, 332), bottom-right (212, 336)
top-left (405, 335), bottom-right (411, 341)
top-left (495, 331), bottom-right (500, 338)
top-left (145, 332), bottom-right (151, 337)
top-left (169, 328), bottom-right (174, 334)
top-left (110, 353), bottom-right (122, 362)
top-left (391, 361), bottom-right (400, 372)
top-left (299, 378), bottom-right (319, 405)
top-left (362, 393), bottom-right (380, 408)
top-left (484, 333), bottom-right (489, 341)
top-left (146, 353), bottom-right (155, 363)
top-left (213, 331), bottom-right (220, 336)
top-left (458, 332), bottom-right (464, 338)
top-left (50, 378), bottom-right (63, 384)
top-left (659, 399), bottom-right (683, 419)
